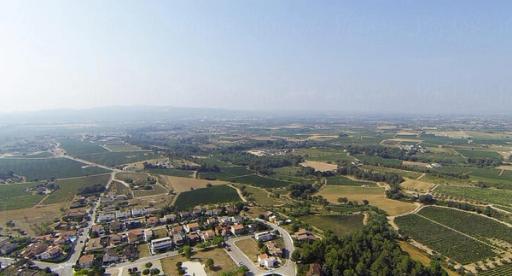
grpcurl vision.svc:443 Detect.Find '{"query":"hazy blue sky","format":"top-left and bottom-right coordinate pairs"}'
top-left (1, 0), bottom-right (511, 114)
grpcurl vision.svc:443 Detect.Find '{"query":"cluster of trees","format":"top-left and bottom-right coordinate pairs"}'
top-left (78, 184), bottom-right (106, 195)
top-left (439, 200), bottom-right (498, 217)
top-left (197, 164), bottom-right (221, 172)
top-left (467, 157), bottom-right (501, 167)
top-left (337, 165), bottom-right (404, 185)
top-left (345, 145), bottom-right (413, 160)
top-left (289, 183), bottom-right (318, 199)
top-left (296, 166), bottom-right (336, 177)
top-left (217, 152), bottom-right (303, 174)
top-left (292, 214), bottom-right (447, 276)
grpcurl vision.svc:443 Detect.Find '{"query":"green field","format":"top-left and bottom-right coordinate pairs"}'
top-left (147, 168), bottom-right (194, 177)
top-left (0, 182), bottom-right (44, 210)
top-left (60, 138), bottom-right (108, 155)
top-left (396, 214), bottom-right (495, 264)
top-left (363, 165), bottom-right (422, 179)
top-left (294, 148), bottom-right (353, 162)
top-left (13, 152), bottom-right (53, 158)
top-left (44, 174), bottom-right (111, 204)
top-left (301, 214), bottom-right (364, 237)
top-left (174, 185), bottom-right (241, 210)
top-left (237, 185), bottom-right (282, 206)
top-left (354, 154), bottom-right (402, 167)
top-left (77, 151), bottom-right (159, 166)
top-left (0, 158), bottom-right (109, 181)
top-left (326, 175), bottom-right (375, 186)
top-left (103, 143), bottom-right (142, 152)
top-left (199, 166), bottom-right (253, 180)
top-left (418, 206), bottom-right (512, 244)
top-left (230, 174), bottom-right (292, 188)
top-left (435, 185), bottom-right (512, 207)
top-left (133, 184), bottom-right (168, 197)
top-left (456, 149), bottom-right (502, 160)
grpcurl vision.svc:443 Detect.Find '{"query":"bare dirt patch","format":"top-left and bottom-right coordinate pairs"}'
top-left (158, 175), bottom-right (228, 193)
top-left (318, 186), bottom-right (417, 216)
top-left (400, 178), bottom-right (436, 193)
top-left (0, 202), bottom-right (67, 236)
top-left (300, 160), bottom-right (337, 172)
top-left (402, 161), bottom-right (430, 168)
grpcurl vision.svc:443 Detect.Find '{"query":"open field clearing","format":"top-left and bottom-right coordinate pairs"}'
top-left (128, 193), bottom-right (174, 209)
top-left (59, 138), bottom-right (107, 155)
top-left (0, 157), bottom-right (109, 181)
top-left (435, 185), bottom-right (512, 207)
top-left (395, 214), bottom-right (496, 264)
top-left (318, 186), bottom-right (417, 216)
top-left (199, 166), bottom-right (253, 180)
top-left (326, 175), bottom-right (375, 186)
top-left (132, 184), bottom-right (168, 197)
top-left (418, 206), bottom-right (512, 245)
top-left (161, 248), bottom-right (236, 276)
top-left (230, 174), bottom-right (292, 188)
top-left (363, 165), bottom-right (422, 179)
top-left (10, 151), bottom-right (54, 158)
top-left (456, 149), bottom-right (503, 160)
top-left (0, 181), bottom-right (44, 210)
top-left (137, 244), bottom-right (151, 258)
top-left (400, 178), bottom-right (435, 193)
top-left (398, 241), bottom-right (431, 266)
top-left (158, 175), bottom-right (227, 193)
top-left (300, 160), bottom-right (337, 172)
top-left (102, 142), bottom-right (142, 152)
top-left (355, 154), bottom-right (402, 167)
top-left (174, 185), bottom-right (241, 210)
top-left (236, 184), bottom-right (283, 206)
top-left (77, 151), bottom-right (159, 167)
top-left (44, 174), bottom-right (111, 204)
top-left (402, 160), bottom-right (430, 168)
top-left (0, 202), bottom-right (67, 236)
top-left (235, 238), bottom-right (259, 262)
top-left (398, 241), bottom-right (458, 276)
top-left (386, 138), bottom-right (423, 143)
top-left (306, 135), bottom-right (339, 141)
top-left (301, 214), bottom-right (364, 237)
top-left (108, 180), bottom-right (132, 197)
top-left (146, 168), bottom-right (194, 177)
top-left (294, 148), bottom-right (353, 162)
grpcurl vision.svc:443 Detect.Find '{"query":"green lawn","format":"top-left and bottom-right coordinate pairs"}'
top-left (294, 148), bottom-right (353, 162)
top-left (199, 166), bottom-right (253, 180)
top-left (174, 185), bottom-right (241, 210)
top-left (0, 158), bottom-right (109, 181)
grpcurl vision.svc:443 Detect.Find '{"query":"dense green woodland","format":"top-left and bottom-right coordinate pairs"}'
top-left (293, 214), bottom-right (446, 276)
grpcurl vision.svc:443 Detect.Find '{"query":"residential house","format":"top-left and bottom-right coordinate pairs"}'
top-left (146, 216), bottom-right (159, 227)
top-left (184, 222), bottom-right (200, 233)
top-left (258, 253), bottom-right (277, 269)
top-left (102, 248), bottom-right (120, 265)
top-left (255, 231), bottom-right (275, 242)
top-left (150, 237), bottom-right (172, 254)
top-left (85, 238), bottom-right (103, 252)
top-left (230, 224), bottom-right (245, 236)
top-left (127, 229), bottom-right (144, 244)
top-left (78, 254), bottom-right (95, 269)
top-left (294, 229), bottom-right (316, 242)
top-left (200, 230), bottom-right (216, 242)
top-left (187, 232), bottom-right (201, 244)
top-left (21, 242), bottom-right (48, 259)
top-left (109, 221), bottom-right (124, 233)
top-left (109, 234), bottom-right (123, 247)
top-left (97, 212), bottom-right (115, 223)
top-left (39, 246), bottom-right (62, 260)
top-left (172, 233), bottom-right (186, 246)
top-left (144, 229), bottom-right (153, 242)
top-left (91, 225), bottom-right (105, 237)
top-left (265, 241), bottom-right (283, 257)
